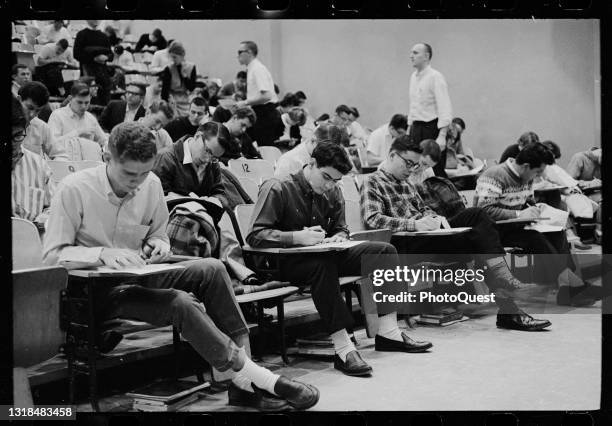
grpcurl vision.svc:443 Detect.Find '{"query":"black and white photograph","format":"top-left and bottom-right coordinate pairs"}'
top-left (10, 16), bottom-right (604, 415)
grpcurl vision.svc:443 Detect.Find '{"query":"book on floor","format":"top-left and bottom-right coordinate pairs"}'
top-left (127, 379), bottom-right (209, 403)
top-left (294, 346), bottom-right (336, 357)
top-left (133, 392), bottom-right (200, 412)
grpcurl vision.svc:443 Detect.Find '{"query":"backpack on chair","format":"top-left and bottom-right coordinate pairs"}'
top-left (418, 176), bottom-right (466, 219)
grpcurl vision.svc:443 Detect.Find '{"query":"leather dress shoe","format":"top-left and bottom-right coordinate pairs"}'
top-left (496, 310), bottom-right (551, 331)
top-left (272, 375), bottom-right (320, 410)
top-left (333, 350), bottom-right (373, 377)
top-left (375, 332), bottom-right (433, 353)
top-left (556, 286), bottom-right (597, 307)
top-left (227, 382), bottom-right (290, 411)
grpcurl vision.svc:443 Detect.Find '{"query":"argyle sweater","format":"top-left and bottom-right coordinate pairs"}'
top-left (474, 159), bottom-right (534, 220)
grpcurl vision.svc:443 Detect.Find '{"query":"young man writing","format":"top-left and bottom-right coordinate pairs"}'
top-left (42, 122), bottom-right (319, 410)
top-left (247, 142), bottom-right (433, 378)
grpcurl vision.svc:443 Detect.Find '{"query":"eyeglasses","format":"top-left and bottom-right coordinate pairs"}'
top-left (396, 154), bottom-right (419, 170)
top-left (237, 49), bottom-right (249, 55)
top-left (12, 130), bottom-right (27, 142)
top-left (321, 171), bottom-right (342, 184)
top-left (126, 90), bottom-right (142, 96)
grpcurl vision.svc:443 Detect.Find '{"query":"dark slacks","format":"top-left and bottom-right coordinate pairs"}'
top-left (35, 64), bottom-right (65, 96)
top-left (409, 118), bottom-right (447, 178)
top-left (97, 258), bottom-right (248, 372)
top-left (248, 103), bottom-right (281, 147)
top-left (497, 227), bottom-right (575, 284)
top-left (280, 241), bottom-right (398, 333)
top-left (82, 62), bottom-right (112, 105)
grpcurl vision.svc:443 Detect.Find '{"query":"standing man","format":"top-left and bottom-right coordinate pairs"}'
top-left (235, 41), bottom-right (280, 147)
top-left (73, 20), bottom-right (113, 105)
top-left (408, 43), bottom-right (452, 178)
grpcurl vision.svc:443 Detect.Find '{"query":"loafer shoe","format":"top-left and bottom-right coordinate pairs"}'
top-left (228, 382), bottom-right (290, 411)
top-left (375, 333), bottom-right (433, 353)
top-left (496, 310), bottom-right (551, 331)
top-left (333, 350), bottom-right (372, 377)
top-left (273, 376), bottom-right (320, 410)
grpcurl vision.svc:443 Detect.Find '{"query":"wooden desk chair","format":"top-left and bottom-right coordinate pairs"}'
top-left (228, 158), bottom-right (274, 184)
top-left (12, 217), bottom-right (43, 270)
top-left (340, 175), bottom-right (360, 202)
top-left (48, 159), bottom-right (104, 185)
top-left (258, 146), bottom-right (282, 165)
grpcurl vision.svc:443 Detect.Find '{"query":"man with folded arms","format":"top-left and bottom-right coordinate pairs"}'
top-left (42, 122), bottom-right (319, 411)
top-left (475, 142), bottom-right (597, 307)
top-left (360, 135), bottom-right (551, 331)
top-left (248, 142), bottom-right (433, 378)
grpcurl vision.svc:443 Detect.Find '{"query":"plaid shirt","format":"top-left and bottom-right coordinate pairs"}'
top-left (360, 168), bottom-right (435, 232)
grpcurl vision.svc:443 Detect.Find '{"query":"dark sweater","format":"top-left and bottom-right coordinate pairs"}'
top-left (499, 144), bottom-right (520, 164)
top-left (135, 33), bottom-right (168, 52)
top-left (73, 28), bottom-right (112, 65)
top-left (153, 137), bottom-right (226, 206)
top-left (164, 116), bottom-right (199, 142)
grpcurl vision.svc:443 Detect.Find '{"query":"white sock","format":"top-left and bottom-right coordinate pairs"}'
top-left (377, 312), bottom-right (403, 342)
top-left (236, 357), bottom-right (279, 395)
top-left (331, 329), bottom-right (356, 362)
top-left (231, 372), bottom-right (254, 392)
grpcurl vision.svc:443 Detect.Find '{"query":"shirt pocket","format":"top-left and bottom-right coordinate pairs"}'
top-left (114, 224), bottom-right (150, 251)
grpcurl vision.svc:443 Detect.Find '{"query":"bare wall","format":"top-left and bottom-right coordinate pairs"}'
top-left (131, 19), bottom-right (599, 167)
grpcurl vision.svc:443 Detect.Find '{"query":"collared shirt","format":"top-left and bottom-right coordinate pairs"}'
top-left (246, 58), bottom-right (278, 104)
top-left (12, 146), bottom-right (53, 223)
top-left (124, 103), bottom-right (142, 123)
top-left (366, 124), bottom-right (393, 160)
top-left (39, 24), bottom-right (72, 45)
top-left (150, 48), bottom-right (172, 73)
top-left (246, 170), bottom-right (349, 248)
top-left (348, 121), bottom-right (368, 144)
top-left (408, 65), bottom-right (452, 128)
top-left (360, 168), bottom-right (435, 232)
top-left (182, 137), bottom-right (211, 183)
top-left (23, 116), bottom-right (69, 160)
top-left (43, 165), bottom-right (169, 267)
top-left (37, 42), bottom-right (78, 67)
top-left (274, 143), bottom-right (310, 178)
top-left (47, 105), bottom-right (108, 147)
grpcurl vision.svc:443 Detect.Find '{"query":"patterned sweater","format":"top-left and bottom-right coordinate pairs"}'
top-left (475, 159), bottom-right (534, 220)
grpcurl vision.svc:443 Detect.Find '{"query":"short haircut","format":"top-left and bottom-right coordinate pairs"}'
top-left (515, 142), bottom-right (554, 168)
top-left (12, 63), bottom-right (28, 77)
top-left (313, 123), bottom-right (350, 147)
top-left (152, 28), bottom-right (162, 38)
top-left (315, 113), bottom-right (330, 123)
top-left (452, 117), bottom-right (466, 130)
top-left (517, 131), bottom-right (540, 147)
top-left (12, 95), bottom-right (27, 129)
top-left (168, 41), bottom-right (185, 56)
top-left (149, 100), bottom-right (174, 120)
top-left (241, 40), bottom-right (258, 56)
top-left (236, 70), bottom-right (247, 79)
top-left (190, 96), bottom-right (208, 108)
top-left (57, 38), bottom-right (69, 50)
top-left (295, 91), bottom-right (307, 101)
top-left (391, 134), bottom-right (422, 155)
top-left (233, 106), bottom-right (257, 125)
top-left (349, 107), bottom-right (360, 118)
top-left (18, 81), bottom-right (50, 107)
top-left (108, 122), bottom-right (157, 163)
top-left (541, 140), bottom-right (561, 159)
top-left (198, 121), bottom-right (236, 153)
top-left (421, 43), bottom-right (433, 60)
top-left (127, 82), bottom-right (147, 96)
top-left (389, 114), bottom-right (408, 131)
top-left (335, 104), bottom-right (352, 116)
top-left (420, 139), bottom-right (441, 163)
top-left (279, 93), bottom-right (299, 108)
top-left (311, 141), bottom-right (353, 175)
top-left (287, 107), bottom-right (307, 126)
top-left (70, 82), bottom-right (91, 97)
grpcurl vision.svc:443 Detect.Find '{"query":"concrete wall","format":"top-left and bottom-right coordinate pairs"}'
top-left (131, 19), bottom-right (600, 167)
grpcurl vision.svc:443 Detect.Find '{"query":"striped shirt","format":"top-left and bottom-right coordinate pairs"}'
top-left (360, 168), bottom-right (435, 232)
top-left (475, 159), bottom-right (534, 220)
top-left (23, 117), bottom-right (69, 160)
top-left (12, 147), bottom-right (52, 222)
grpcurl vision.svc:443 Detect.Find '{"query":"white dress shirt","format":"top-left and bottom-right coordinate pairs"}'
top-left (37, 42), bottom-right (78, 67)
top-left (48, 105), bottom-right (108, 147)
top-left (366, 124), bottom-right (393, 160)
top-left (274, 143), bottom-right (310, 178)
top-left (43, 165), bottom-right (169, 267)
top-left (246, 58), bottom-right (278, 104)
top-left (408, 65), bottom-right (453, 129)
top-left (38, 24), bottom-right (72, 45)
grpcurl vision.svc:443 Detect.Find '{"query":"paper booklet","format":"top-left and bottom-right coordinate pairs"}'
top-left (93, 263), bottom-right (185, 276)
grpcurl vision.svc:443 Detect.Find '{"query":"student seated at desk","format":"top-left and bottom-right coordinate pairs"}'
top-left (360, 135), bottom-right (550, 331)
top-left (499, 131), bottom-right (539, 164)
top-left (566, 147), bottom-right (601, 188)
top-left (42, 122), bottom-right (319, 411)
top-left (12, 64), bottom-right (32, 98)
top-left (220, 106), bottom-right (261, 162)
top-left (365, 114), bottom-right (408, 167)
top-left (11, 95), bottom-right (52, 227)
top-left (377, 138), bottom-right (439, 186)
top-left (35, 39), bottom-right (78, 97)
top-left (138, 100), bottom-right (174, 152)
top-left (475, 142), bottom-right (598, 306)
top-left (164, 96), bottom-right (209, 142)
top-left (99, 83), bottom-right (147, 132)
top-left (18, 82), bottom-right (68, 160)
top-left (248, 142), bottom-right (433, 378)
top-left (47, 82), bottom-right (108, 148)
